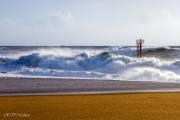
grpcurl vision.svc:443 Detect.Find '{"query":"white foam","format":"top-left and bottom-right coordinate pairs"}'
top-left (0, 46), bottom-right (180, 82)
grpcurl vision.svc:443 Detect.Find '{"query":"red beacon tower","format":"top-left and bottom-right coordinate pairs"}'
top-left (136, 38), bottom-right (144, 58)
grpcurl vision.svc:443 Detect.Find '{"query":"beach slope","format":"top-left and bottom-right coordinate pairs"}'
top-left (1, 77), bottom-right (180, 95)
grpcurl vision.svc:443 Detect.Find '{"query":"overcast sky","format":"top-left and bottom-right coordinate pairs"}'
top-left (0, 0), bottom-right (180, 46)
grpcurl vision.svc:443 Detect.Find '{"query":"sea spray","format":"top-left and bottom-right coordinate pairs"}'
top-left (0, 46), bottom-right (180, 82)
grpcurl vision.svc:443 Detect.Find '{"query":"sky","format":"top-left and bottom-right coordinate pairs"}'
top-left (0, 0), bottom-right (180, 46)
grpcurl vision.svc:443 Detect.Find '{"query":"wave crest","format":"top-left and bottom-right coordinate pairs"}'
top-left (1, 46), bottom-right (180, 82)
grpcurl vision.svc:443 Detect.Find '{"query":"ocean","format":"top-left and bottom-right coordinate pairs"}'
top-left (0, 46), bottom-right (180, 82)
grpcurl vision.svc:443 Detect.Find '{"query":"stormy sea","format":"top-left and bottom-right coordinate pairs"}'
top-left (0, 46), bottom-right (180, 82)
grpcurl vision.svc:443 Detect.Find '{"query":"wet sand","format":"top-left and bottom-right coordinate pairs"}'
top-left (0, 77), bottom-right (180, 95)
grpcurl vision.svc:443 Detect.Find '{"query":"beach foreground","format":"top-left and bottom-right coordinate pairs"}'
top-left (1, 93), bottom-right (180, 120)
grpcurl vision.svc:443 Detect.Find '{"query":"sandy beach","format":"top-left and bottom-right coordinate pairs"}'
top-left (1, 77), bottom-right (180, 120)
top-left (1, 93), bottom-right (180, 120)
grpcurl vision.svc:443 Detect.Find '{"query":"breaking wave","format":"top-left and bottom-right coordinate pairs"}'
top-left (0, 46), bottom-right (180, 82)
